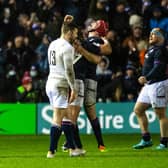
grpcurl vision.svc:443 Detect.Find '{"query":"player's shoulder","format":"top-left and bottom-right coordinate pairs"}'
top-left (63, 40), bottom-right (74, 53)
top-left (49, 39), bottom-right (59, 47)
top-left (50, 38), bottom-right (73, 50)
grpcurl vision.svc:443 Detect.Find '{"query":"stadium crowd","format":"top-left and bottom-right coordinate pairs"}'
top-left (0, 0), bottom-right (168, 103)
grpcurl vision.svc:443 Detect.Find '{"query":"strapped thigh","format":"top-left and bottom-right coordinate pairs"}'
top-left (84, 79), bottom-right (97, 106)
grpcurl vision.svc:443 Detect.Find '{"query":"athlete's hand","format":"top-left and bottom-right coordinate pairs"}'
top-left (69, 89), bottom-right (77, 104)
top-left (73, 39), bottom-right (82, 53)
top-left (138, 76), bottom-right (147, 85)
top-left (64, 15), bottom-right (74, 24)
top-left (24, 83), bottom-right (32, 92)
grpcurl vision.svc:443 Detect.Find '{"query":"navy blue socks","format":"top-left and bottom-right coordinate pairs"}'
top-left (73, 124), bottom-right (82, 149)
top-left (160, 137), bottom-right (168, 147)
top-left (49, 125), bottom-right (62, 153)
top-left (62, 121), bottom-right (76, 149)
top-left (142, 132), bottom-right (151, 142)
top-left (90, 117), bottom-right (104, 147)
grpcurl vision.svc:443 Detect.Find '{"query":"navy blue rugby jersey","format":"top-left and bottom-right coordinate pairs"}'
top-left (143, 45), bottom-right (168, 84)
top-left (73, 54), bottom-right (88, 80)
top-left (84, 37), bottom-right (104, 80)
top-left (74, 36), bottom-right (104, 80)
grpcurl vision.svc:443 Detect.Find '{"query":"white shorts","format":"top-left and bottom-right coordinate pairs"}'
top-left (70, 79), bottom-right (84, 107)
top-left (137, 79), bottom-right (168, 108)
top-left (46, 80), bottom-right (69, 108)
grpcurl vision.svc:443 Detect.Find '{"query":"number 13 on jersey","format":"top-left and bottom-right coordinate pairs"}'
top-left (49, 50), bottom-right (56, 65)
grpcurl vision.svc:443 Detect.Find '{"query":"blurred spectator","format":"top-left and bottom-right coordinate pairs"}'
top-left (35, 34), bottom-right (50, 75)
top-left (109, 1), bottom-right (130, 41)
top-left (142, 0), bottom-right (154, 35)
top-left (36, 0), bottom-right (62, 23)
top-left (129, 14), bottom-right (143, 27)
top-left (15, 0), bottom-right (38, 14)
top-left (0, 46), bottom-right (6, 78)
top-left (122, 24), bottom-right (148, 69)
top-left (105, 29), bottom-right (123, 72)
top-left (125, 0), bottom-right (142, 15)
top-left (161, 0), bottom-right (168, 11)
top-left (5, 64), bottom-right (18, 102)
top-left (123, 63), bottom-right (140, 102)
top-left (63, 0), bottom-right (89, 26)
top-left (16, 71), bottom-right (38, 103)
top-left (0, 46), bottom-right (6, 102)
top-left (6, 35), bottom-right (37, 78)
top-left (142, 0), bottom-right (152, 14)
top-left (30, 65), bottom-right (48, 102)
top-left (0, 6), bottom-right (15, 43)
top-left (43, 13), bottom-right (63, 40)
top-left (149, 6), bottom-right (168, 33)
top-left (28, 23), bottom-right (44, 49)
top-left (15, 13), bottom-right (29, 36)
top-left (88, 0), bottom-right (109, 22)
top-left (96, 56), bottom-right (112, 102)
top-left (99, 69), bottom-right (124, 102)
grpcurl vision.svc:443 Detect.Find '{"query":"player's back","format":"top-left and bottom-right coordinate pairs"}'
top-left (47, 38), bottom-right (74, 88)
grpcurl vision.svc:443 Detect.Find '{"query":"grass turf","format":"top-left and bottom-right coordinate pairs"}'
top-left (0, 134), bottom-right (168, 168)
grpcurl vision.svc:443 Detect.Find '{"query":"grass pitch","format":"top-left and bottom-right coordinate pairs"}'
top-left (0, 134), bottom-right (168, 168)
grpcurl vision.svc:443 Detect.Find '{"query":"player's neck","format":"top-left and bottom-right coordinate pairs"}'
top-left (60, 34), bottom-right (71, 43)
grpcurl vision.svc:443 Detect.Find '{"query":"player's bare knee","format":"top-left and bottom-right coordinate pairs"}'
top-left (155, 107), bottom-right (167, 119)
top-left (133, 107), bottom-right (144, 117)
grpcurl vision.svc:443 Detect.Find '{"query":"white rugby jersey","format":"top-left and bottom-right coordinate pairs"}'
top-left (47, 38), bottom-right (75, 90)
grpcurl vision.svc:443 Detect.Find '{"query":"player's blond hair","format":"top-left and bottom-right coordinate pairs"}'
top-left (61, 21), bottom-right (78, 35)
